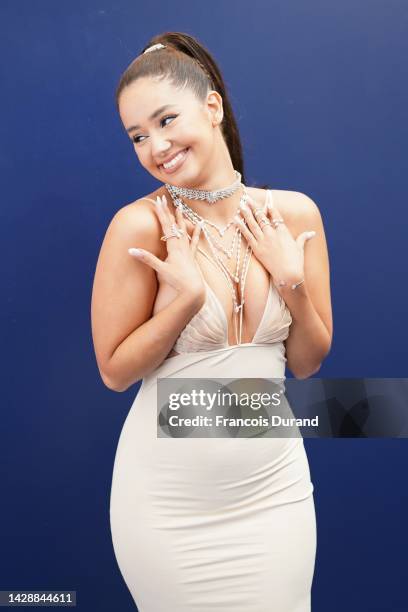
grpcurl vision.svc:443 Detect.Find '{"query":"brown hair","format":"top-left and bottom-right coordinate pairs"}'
top-left (116, 32), bottom-right (270, 189)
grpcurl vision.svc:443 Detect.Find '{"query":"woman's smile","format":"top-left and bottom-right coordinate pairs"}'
top-left (159, 147), bottom-right (190, 174)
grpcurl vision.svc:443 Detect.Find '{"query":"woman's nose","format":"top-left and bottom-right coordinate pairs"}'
top-left (150, 135), bottom-right (171, 158)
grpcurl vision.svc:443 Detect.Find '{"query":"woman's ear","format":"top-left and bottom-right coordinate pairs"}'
top-left (206, 90), bottom-right (224, 126)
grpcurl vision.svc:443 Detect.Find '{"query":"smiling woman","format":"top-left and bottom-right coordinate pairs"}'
top-left (118, 75), bottom-right (236, 189)
top-left (91, 30), bottom-right (332, 612)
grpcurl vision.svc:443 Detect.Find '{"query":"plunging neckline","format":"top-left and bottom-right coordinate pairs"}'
top-left (140, 189), bottom-right (274, 348)
top-left (193, 189), bottom-right (272, 346)
top-left (203, 275), bottom-right (274, 347)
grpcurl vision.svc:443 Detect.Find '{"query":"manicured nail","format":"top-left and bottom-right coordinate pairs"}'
top-left (307, 231), bottom-right (316, 238)
top-left (128, 248), bottom-right (143, 257)
top-left (240, 202), bottom-right (247, 211)
top-left (155, 196), bottom-right (162, 206)
top-left (161, 195), bottom-right (167, 206)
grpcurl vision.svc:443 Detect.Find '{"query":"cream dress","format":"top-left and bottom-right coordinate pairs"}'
top-left (109, 190), bottom-right (316, 611)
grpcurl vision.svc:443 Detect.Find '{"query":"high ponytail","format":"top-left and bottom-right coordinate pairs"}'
top-left (115, 32), bottom-right (249, 186)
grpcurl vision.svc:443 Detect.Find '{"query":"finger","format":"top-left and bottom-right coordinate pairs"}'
top-left (296, 230), bottom-right (316, 249)
top-left (128, 247), bottom-right (165, 273)
top-left (238, 201), bottom-right (263, 240)
top-left (160, 194), bottom-right (177, 226)
top-left (174, 203), bottom-right (189, 242)
top-left (232, 215), bottom-right (257, 249)
top-left (154, 196), bottom-right (185, 251)
top-left (266, 197), bottom-right (287, 233)
top-left (190, 223), bottom-right (202, 256)
top-left (176, 209), bottom-right (195, 233)
top-left (246, 194), bottom-right (268, 215)
top-left (153, 196), bottom-right (173, 235)
top-left (161, 195), bottom-right (191, 249)
top-left (246, 195), bottom-right (275, 235)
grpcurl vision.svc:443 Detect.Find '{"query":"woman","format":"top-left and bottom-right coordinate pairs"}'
top-left (91, 32), bottom-right (332, 612)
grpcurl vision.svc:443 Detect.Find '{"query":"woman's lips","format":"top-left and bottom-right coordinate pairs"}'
top-left (159, 148), bottom-right (189, 174)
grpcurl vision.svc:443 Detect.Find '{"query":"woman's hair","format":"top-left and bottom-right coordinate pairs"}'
top-left (116, 32), bottom-right (269, 189)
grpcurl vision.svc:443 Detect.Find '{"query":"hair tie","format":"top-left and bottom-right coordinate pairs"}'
top-left (142, 42), bottom-right (211, 84)
top-left (143, 43), bottom-right (166, 54)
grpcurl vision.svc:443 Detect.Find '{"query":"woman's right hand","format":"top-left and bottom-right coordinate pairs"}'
top-left (128, 194), bottom-right (206, 301)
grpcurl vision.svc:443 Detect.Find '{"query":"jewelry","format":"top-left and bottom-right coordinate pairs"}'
top-left (170, 187), bottom-right (250, 285)
top-left (160, 224), bottom-right (185, 241)
top-left (166, 181), bottom-right (259, 344)
top-left (165, 171), bottom-right (242, 204)
top-left (253, 208), bottom-right (274, 228)
top-left (253, 208), bottom-right (265, 218)
top-left (143, 43), bottom-right (166, 54)
top-left (170, 195), bottom-right (243, 258)
top-left (278, 278), bottom-right (305, 290)
top-left (272, 218), bottom-right (284, 228)
top-left (257, 214), bottom-right (269, 224)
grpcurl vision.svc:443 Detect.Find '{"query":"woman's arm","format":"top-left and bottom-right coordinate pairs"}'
top-left (91, 201), bottom-right (205, 392)
top-left (281, 194), bottom-right (333, 379)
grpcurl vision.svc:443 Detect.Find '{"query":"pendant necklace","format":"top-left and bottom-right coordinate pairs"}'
top-left (165, 175), bottom-right (255, 345)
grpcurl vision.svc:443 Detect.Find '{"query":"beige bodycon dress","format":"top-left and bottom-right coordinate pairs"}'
top-left (109, 190), bottom-right (317, 611)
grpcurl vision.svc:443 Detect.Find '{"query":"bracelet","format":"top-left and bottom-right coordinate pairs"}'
top-left (291, 278), bottom-right (305, 290)
top-left (277, 278), bottom-right (305, 290)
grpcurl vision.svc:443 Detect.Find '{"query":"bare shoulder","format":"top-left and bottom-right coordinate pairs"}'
top-left (104, 188), bottom-right (166, 257)
top-left (248, 187), bottom-right (322, 227)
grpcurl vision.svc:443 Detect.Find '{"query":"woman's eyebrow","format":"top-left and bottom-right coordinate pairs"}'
top-left (126, 104), bottom-right (177, 133)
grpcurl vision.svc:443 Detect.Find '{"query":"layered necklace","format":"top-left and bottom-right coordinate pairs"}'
top-left (165, 170), bottom-right (257, 346)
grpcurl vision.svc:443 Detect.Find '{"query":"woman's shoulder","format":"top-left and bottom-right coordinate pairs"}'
top-left (247, 187), bottom-right (321, 225)
top-left (109, 186), bottom-right (320, 237)
top-left (103, 188), bottom-right (166, 256)
top-left (113, 187), bottom-right (163, 223)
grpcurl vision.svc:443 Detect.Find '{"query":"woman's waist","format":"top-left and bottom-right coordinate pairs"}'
top-left (142, 342), bottom-right (287, 392)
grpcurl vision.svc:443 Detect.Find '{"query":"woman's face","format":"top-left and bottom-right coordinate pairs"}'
top-left (118, 76), bottom-right (223, 186)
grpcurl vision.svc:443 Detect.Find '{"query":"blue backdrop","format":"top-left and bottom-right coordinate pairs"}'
top-left (1, 1), bottom-right (407, 610)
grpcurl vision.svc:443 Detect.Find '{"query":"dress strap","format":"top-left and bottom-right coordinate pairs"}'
top-left (265, 189), bottom-right (274, 210)
top-left (138, 197), bottom-right (159, 206)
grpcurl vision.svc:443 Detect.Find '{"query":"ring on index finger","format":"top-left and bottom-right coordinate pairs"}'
top-left (160, 223), bottom-right (185, 241)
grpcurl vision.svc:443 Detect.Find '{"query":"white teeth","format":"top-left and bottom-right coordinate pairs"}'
top-left (162, 149), bottom-right (187, 169)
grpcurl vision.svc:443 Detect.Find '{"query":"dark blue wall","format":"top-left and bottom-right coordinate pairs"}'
top-left (1, 1), bottom-right (407, 610)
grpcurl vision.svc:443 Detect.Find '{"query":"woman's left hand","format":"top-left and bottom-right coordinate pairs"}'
top-left (233, 194), bottom-right (316, 290)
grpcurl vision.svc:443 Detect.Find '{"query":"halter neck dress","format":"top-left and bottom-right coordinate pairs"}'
top-left (109, 189), bottom-right (316, 611)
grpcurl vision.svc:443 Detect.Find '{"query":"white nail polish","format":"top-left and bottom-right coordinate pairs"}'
top-left (129, 248), bottom-right (143, 256)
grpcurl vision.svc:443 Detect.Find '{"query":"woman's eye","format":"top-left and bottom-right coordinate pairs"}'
top-left (161, 114), bottom-right (177, 128)
top-left (132, 115), bottom-right (177, 145)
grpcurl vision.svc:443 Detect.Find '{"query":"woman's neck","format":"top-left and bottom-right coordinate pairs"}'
top-left (171, 184), bottom-right (244, 226)
top-left (165, 147), bottom-right (244, 225)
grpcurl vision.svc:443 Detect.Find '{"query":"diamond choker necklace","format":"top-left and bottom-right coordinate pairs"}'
top-left (165, 170), bottom-right (242, 204)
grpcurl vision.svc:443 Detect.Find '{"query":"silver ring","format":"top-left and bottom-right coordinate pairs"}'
top-left (253, 208), bottom-right (265, 218)
top-left (259, 219), bottom-right (272, 228)
top-left (272, 218), bottom-right (285, 228)
top-left (160, 224), bottom-right (185, 241)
